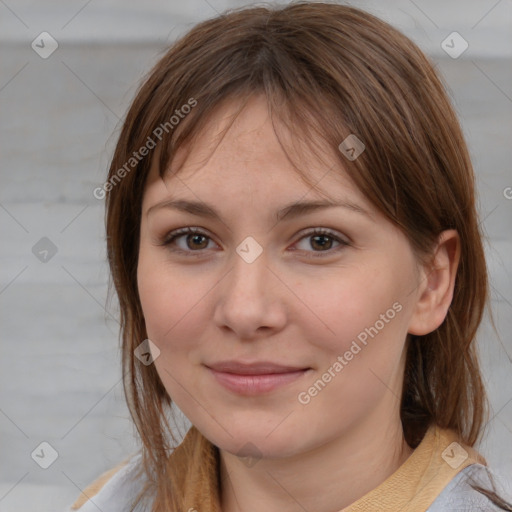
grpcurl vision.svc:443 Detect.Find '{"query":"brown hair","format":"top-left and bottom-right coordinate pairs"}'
top-left (103, 2), bottom-right (509, 510)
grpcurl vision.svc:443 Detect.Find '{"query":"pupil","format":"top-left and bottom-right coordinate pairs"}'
top-left (312, 235), bottom-right (331, 250)
top-left (188, 234), bottom-right (207, 249)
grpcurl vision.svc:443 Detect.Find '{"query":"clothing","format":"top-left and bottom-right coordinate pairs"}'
top-left (66, 425), bottom-right (510, 511)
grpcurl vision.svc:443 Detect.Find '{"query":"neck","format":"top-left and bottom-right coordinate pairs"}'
top-left (219, 413), bottom-right (413, 512)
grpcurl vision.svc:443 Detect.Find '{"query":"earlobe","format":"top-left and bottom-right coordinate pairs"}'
top-left (407, 229), bottom-right (461, 336)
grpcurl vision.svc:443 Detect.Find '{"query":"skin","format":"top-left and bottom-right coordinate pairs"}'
top-left (137, 94), bottom-right (460, 512)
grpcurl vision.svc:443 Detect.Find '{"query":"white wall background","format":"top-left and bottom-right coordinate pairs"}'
top-left (0, 1), bottom-right (511, 511)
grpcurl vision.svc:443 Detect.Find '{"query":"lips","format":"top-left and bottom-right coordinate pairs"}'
top-left (205, 360), bottom-right (311, 395)
top-left (206, 360), bottom-right (309, 375)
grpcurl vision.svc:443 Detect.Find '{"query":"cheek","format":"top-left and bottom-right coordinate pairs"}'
top-left (297, 265), bottom-right (411, 406)
top-left (298, 271), bottom-right (408, 410)
top-left (299, 264), bottom-right (401, 352)
top-left (137, 248), bottom-right (192, 344)
top-left (137, 257), bottom-right (209, 405)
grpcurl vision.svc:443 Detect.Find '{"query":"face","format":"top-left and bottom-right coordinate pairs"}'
top-left (137, 95), bottom-right (425, 459)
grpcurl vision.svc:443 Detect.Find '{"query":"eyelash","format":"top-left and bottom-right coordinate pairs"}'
top-left (158, 227), bottom-right (349, 259)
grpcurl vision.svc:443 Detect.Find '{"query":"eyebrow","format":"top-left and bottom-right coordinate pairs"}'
top-left (146, 198), bottom-right (372, 222)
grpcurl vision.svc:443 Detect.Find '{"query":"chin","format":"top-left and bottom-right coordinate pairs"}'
top-left (195, 416), bottom-right (309, 460)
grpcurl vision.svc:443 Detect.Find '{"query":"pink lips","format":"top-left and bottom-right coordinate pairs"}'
top-left (206, 361), bottom-right (310, 395)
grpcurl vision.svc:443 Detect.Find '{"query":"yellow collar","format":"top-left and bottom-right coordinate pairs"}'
top-left (341, 425), bottom-right (485, 511)
top-left (167, 424), bottom-right (486, 512)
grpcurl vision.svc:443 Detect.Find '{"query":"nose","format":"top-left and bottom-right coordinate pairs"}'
top-left (212, 247), bottom-right (287, 341)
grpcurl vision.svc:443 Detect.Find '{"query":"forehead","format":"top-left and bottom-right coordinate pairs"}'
top-left (143, 95), bottom-right (372, 213)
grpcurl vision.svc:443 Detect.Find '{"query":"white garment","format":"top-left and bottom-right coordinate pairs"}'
top-left (65, 457), bottom-right (510, 512)
top-left (427, 463), bottom-right (510, 511)
top-left (65, 454), bottom-right (147, 512)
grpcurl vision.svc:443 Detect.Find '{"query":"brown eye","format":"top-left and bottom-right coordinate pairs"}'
top-left (293, 228), bottom-right (349, 257)
top-left (310, 234), bottom-right (335, 251)
top-left (160, 227), bottom-right (217, 253)
top-left (186, 233), bottom-right (209, 250)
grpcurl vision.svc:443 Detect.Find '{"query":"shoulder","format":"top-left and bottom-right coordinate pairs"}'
top-left (427, 463), bottom-right (512, 511)
top-left (64, 453), bottom-right (149, 512)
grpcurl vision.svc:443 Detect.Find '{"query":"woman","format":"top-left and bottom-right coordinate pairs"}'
top-left (67, 2), bottom-right (512, 511)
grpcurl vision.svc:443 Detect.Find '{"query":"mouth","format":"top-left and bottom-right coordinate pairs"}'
top-left (205, 361), bottom-right (311, 395)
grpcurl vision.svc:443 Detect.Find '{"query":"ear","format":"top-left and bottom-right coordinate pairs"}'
top-left (407, 229), bottom-right (461, 336)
